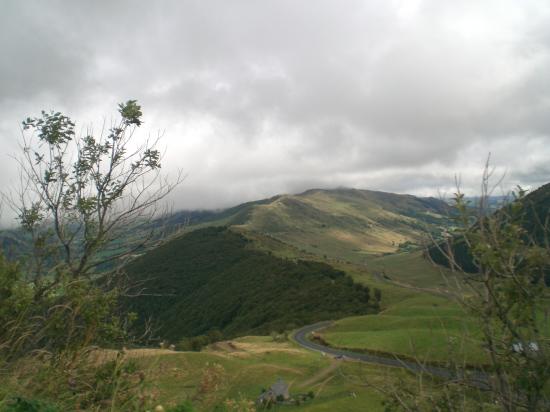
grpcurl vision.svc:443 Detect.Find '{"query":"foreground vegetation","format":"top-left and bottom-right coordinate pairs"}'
top-left (0, 101), bottom-right (182, 411)
top-left (137, 336), bottom-right (396, 411)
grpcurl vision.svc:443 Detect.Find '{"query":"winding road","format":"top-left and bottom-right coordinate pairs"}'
top-left (293, 321), bottom-right (489, 388)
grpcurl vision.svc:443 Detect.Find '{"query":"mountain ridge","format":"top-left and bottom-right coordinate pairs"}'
top-left (170, 187), bottom-right (453, 262)
top-left (0, 187), bottom-right (454, 265)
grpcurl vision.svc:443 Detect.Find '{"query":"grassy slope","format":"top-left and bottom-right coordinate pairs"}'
top-left (364, 251), bottom-right (460, 291)
top-left (239, 228), bottom-right (449, 309)
top-left (320, 294), bottom-right (486, 366)
top-left (237, 229), bottom-right (484, 365)
top-left (236, 232), bottom-right (483, 366)
top-left (319, 258), bottom-right (550, 367)
top-left (314, 249), bottom-right (487, 365)
top-left (167, 188), bottom-right (452, 264)
top-left (135, 336), bottom-right (421, 412)
top-left (235, 188), bottom-right (451, 262)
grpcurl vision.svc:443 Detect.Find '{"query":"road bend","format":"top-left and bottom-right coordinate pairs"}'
top-left (293, 321), bottom-right (489, 389)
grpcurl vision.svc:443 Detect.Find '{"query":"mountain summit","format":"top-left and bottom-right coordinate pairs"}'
top-left (171, 188), bottom-right (451, 262)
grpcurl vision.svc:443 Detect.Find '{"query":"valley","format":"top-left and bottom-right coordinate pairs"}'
top-left (3, 184), bottom-right (549, 411)
top-left (3, 4), bottom-right (549, 411)
top-left (118, 187), bottom-right (488, 410)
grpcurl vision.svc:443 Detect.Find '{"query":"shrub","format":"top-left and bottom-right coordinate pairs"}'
top-left (0, 397), bottom-right (59, 412)
top-left (167, 401), bottom-right (196, 412)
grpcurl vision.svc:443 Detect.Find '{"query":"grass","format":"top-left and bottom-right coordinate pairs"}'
top-left (320, 294), bottom-right (487, 366)
top-left (230, 230), bottom-right (488, 369)
top-left (134, 336), bottom-right (428, 412)
top-left (364, 251), bottom-right (460, 291)
top-left (207, 188), bottom-right (452, 263)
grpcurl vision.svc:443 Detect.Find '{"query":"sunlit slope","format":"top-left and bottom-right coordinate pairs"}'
top-left (135, 336), bottom-right (415, 411)
top-left (230, 188), bottom-right (451, 261)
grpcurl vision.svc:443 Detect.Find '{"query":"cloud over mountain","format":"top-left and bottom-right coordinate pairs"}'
top-left (1, 0), bottom-right (550, 215)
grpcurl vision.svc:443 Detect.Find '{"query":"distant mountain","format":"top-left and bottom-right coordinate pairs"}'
top-left (123, 227), bottom-right (375, 342)
top-left (428, 182), bottom-right (550, 274)
top-left (0, 187), bottom-right (454, 265)
top-left (169, 188), bottom-right (453, 262)
top-left (0, 229), bottom-right (31, 262)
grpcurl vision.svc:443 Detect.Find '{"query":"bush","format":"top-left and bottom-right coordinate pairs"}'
top-left (177, 335), bottom-right (211, 352)
top-left (0, 397), bottom-right (59, 412)
top-left (167, 401), bottom-right (196, 412)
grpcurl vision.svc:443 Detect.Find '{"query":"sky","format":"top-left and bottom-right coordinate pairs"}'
top-left (1, 0), bottom-right (550, 215)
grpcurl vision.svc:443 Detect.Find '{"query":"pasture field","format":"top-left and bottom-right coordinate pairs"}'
top-left (320, 294), bottom-right (487, 366)
top-left (314, 248), bottom-right (491, 366)
top-left (364, 250), bottom-right (460, 291)
top-left (135, 336), bottom-right (414, 411)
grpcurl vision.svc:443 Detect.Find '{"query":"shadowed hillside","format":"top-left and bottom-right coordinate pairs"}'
top-left (124, 227), bottom-right (376, 342)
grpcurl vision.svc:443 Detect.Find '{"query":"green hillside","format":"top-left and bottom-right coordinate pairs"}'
top-left (128, 336), bottom-right (418, 411)
top-left (124, 227), bottom-right (376, 342)
top-left (172, 188), bottom-right (452, 263)
top-left (319, 293), bottom-right (487, 366)
top-left (0, 188), bottom-right (453, 267)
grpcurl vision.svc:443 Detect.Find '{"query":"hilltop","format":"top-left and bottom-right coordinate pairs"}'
top-left (0, 187), bottom-right (451, 265)
top-left (168, 187), bottom-right (452, 263)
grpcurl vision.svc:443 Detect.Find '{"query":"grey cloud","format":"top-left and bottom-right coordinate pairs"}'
top-left (1, 0), bottom-right (550, 218)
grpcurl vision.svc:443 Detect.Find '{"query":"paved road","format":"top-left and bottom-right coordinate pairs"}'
top-left (293, 321), bottom-right (489, 388)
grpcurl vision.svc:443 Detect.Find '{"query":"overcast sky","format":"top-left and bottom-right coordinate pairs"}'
top-left (1, 0), bottom-right (550, 215)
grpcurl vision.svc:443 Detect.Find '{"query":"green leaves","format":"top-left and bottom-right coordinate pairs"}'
top-left (18, 203), bottom-right (44, 231)
top-left (118, 100), bottom-right (142, 127)
top-left (18, 100), bottom-right (168, 281)
top-left (22, 111), bottom-right (75, 146)
top-left (143, 148), bottom-right (160, 169)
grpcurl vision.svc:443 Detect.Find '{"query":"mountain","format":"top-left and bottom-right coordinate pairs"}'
top-left (0, 187), bottom-right (453, 267)
top-left (170, 188), bottom-right (453, 262)
top-left (428, 182), bottom-right (550, 273)
top-left (0, 230), bottom-right (29, 261)
top-left (123, 227), bottom-right (376, 342)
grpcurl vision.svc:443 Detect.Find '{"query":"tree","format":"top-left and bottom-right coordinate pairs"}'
top-left (2, 100), bottom-right (180, 359)
top-left (383, 166), bottom-right (550, 411)
top-left (13, 100), bottom-right (180, 291)
top-left (0, 100), bottom-right (179, 410)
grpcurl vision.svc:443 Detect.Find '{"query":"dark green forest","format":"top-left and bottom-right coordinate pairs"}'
top-left (124, 227), bottom-right (375, 342)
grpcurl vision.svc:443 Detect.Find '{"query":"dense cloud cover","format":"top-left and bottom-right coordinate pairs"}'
top-left (1, 0), bottom-right (550, 216)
